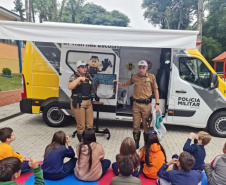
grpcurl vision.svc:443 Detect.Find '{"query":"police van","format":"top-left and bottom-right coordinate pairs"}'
top-left (0, 21), bottom-right (226, 137)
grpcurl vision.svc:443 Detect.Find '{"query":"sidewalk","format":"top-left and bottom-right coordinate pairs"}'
top-left (0, 102), bottom-right (21, 121)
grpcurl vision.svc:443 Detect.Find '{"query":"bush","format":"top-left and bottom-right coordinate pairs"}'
top-left (2, 68), bottom-right (11, 75)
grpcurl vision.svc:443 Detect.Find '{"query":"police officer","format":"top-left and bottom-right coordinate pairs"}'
top-left (114, 60), bottom-right (159, 149)
top-left (68, 60), bottom-right (94, 142)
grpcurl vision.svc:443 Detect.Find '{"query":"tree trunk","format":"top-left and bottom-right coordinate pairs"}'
top-left (58, 0), bottom-right (67, 22)
top-left (197, 0), bottom-right (204, 52)
top-left (30, 0), bottom-right (35, 22)
top-left (15, 0), bottom-right (24, 21)
top-left (71, 0), bottom-right (76, 23)
top-left (28, 0), bottom-right (32, 22)
top-left (51, 0), bottom-right (58, 22)
top-left (25, 0), bottom-right (29, 22)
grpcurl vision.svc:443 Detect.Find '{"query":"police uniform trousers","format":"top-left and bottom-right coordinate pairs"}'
top-left (132, 101), bottom-right (152, 133)
top-left (70, 99), bottom-right (93, 135)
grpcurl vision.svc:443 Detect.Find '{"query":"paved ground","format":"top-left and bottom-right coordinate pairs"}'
top-left (0, 102), bottom-right (20, 120)
top-left (0, 109), bottom-right (225, 165)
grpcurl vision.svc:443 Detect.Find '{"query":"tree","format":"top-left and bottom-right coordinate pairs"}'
top-left (77, 3), bottom-right (130, 26)
top-left (203, 0), bottom-right (226, 51)
top-left (30, 0), bottom-right (68, 22)
top-left (201, 37), bottom-right (222, 63)
top-left (202, 0), bottom-right (226, 62)
top-left (13, 1), bottom-right (130, 27)
top-left (142, 0), bottom-right (198, 30)
top-left (13, 0), bottom-right (25, 21)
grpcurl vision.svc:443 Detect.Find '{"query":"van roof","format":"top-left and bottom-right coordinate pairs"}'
top-left (0, 21), bottom-right (198, 49)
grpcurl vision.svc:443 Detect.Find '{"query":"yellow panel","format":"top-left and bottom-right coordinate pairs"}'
top-left (32, 106), bottom-right (40, 113)
top-left (187, 49), bottom-right (226, 98)
top-left (22, 42), bottom-right (34, 98)
top-left (23, 42), bottom-right (59, 100)
top-left (218, 78), bottom-right (226, 98)
top-left (31, 45), bottom-right (59, 99)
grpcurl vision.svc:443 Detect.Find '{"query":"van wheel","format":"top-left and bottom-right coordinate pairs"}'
top-left (43, 102), bottom-right (67, 127)
top-left (209, 111), bottom-right (226, 137)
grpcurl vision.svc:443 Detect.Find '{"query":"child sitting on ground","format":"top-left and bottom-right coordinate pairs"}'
top-left (112, 137), bottom-right (140, 177)
top-left (0, 127), bottom-right (30, 172)
top-left (75, 128), bottom-right (111, 181)
top-left (204, 142), bottom-right (226, 185)
top-left (183, 131), bottom-right (211, 171)
top-left (157, 151), bottom-right (203, 185)
top-left (139, 130), bottom-right (168, 179)
top-left (0, 157), bottom-right (44, 185)
top-left (42, 131), bottom-right (76, 180)
top-left (110, 156), bottom-right (142, 185)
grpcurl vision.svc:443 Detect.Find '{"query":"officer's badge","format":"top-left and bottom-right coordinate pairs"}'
top-left (126, 62), bottom-right (135, 72)
top-left (146, 78), bottom-right (150, 82)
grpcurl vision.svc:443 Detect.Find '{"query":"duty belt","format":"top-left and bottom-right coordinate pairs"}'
top-left (73, 95), bottom-right (91, 100)
top-left (133, 97), bottom-right (152, 104)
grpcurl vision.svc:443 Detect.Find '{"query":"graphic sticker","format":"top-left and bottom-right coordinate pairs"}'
top-left (126, 62), bottom-right (135, 72)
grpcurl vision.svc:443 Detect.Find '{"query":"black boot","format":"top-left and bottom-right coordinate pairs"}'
top-left (133, 131), bottom-right (141, 149)
top-left (77, 134), bottom-right (83, 142)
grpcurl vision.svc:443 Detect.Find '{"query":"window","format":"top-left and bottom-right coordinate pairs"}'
top-left (179, 57), bottom-right (211, 88)
top-left (66, 51), bottom-right (115, 74)
top-left (35, 42), bottom-right (61, 73)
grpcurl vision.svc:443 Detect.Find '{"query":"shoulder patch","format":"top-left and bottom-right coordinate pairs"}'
top-left (70, 75), bottom-right (76, 79)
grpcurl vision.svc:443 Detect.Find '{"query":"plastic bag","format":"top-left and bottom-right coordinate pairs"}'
top-left (151, 108), bottom-right (167, 141)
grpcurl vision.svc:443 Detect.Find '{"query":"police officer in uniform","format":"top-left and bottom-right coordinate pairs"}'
top-left (114, 60), bottom-right (159, 149)
top-left (68, 60), bottom-right (94, 142)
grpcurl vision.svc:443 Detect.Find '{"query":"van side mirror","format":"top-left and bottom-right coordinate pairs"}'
top-left (210, 73), bottom-right (219, 89)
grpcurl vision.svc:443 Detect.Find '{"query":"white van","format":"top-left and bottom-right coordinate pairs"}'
top-left (0, 21), bottom-right (225, 137)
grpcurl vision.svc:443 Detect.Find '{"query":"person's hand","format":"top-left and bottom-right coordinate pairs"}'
top-left (66, 136), bottom-right (70, 146)
top-left (167, 158), bottom-right (178, 166)
top-left (21, 157), bottom-right (26, 161)
top-left (155, 104), bottom-right (159, 112)
top-left (113, 80), bottom-right (118, 84)
top-left (79, 77), bottom-right (88, 82)
top-left (28, 158), bottom-right (39, 169)
top-left (189, 132), bottom-right (196, 140)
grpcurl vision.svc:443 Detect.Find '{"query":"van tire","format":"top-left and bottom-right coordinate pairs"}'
top-left (208, 111), bottom-right (226, 137)
top-left (43, 102), bottom-right (67, 127)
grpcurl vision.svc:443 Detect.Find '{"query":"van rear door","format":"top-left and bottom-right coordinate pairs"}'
top-left (167, 49), bottom-right (214, 127)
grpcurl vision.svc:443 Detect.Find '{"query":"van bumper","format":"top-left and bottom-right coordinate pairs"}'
top-left (20, 98), bottom-right (32, 113)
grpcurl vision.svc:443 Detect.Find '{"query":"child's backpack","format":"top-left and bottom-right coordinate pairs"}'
top-left (151, 108), bottom-right (167, 141)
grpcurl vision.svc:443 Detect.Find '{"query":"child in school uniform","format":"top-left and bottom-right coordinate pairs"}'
top-left (112, 137), bottom-right (140, 177)
top-left (0, 157), bottom-right (44, 185)
top-left (110, 156), bottom-right (142, 185)
top-left (157, 151), bottom-right (203, 185)
top-left (204, 142), bottom-right (226, 185)
top-left (42, 131), bottom-right (76, 180)
top-left (0, 127), bottom-right (30, 172)
top-left (183, 131), bottom-right (211, 171)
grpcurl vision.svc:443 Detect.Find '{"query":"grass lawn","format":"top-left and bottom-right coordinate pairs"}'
top-left (0, 74), bottom-right (22, 91)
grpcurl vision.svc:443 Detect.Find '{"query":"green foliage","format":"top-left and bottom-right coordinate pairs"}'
top-left (201, 37), bottom-right (222, 63)
top-left (142, 0), bottom-right (198, 30)
top-left (2, 68), bottom-right (12, 75)
top-left (70, 3), bottom-right (130, 26)
top-left (13, 0), bottom-right (25, 21)
top-left (202, 0), bottom-right (226, 64)
top-left (13, 0), bottom-right (130, 27)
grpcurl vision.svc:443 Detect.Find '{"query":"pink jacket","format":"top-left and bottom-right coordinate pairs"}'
top-left (74, 142), bottom-right (104, 181)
